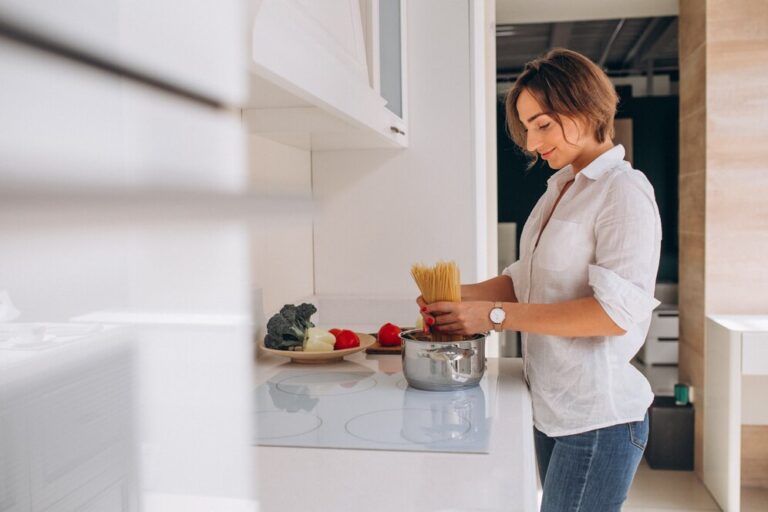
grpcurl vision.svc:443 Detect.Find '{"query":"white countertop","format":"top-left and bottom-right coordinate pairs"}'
top-left (1, 320), bottom-right (535, 512)
top-left (707, 314), bottom-right (768, 332)
top-left (253, 351), bottom-right (538, 512)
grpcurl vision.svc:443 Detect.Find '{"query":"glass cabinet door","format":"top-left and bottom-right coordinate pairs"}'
top-left (378, 0), bottom-right (402, 118)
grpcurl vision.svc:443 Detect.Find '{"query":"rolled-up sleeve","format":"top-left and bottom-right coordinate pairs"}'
top-left (502, 260), bottom-right (521, 291)
top-left (589, 265), bottom-right (660, 331)
top-left (589, 174), bottom-right (662, 331)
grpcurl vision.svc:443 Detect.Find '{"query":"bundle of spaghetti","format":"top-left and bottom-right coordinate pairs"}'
top-left (410, 261), bottom-right (461, 341)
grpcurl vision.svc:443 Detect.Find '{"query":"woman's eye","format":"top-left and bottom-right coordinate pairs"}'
top-left (539, 122), bottom-right (551, 130)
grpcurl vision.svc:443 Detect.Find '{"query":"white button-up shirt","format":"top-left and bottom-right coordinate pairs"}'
top-left (503, 145), bottom-right (661, 437)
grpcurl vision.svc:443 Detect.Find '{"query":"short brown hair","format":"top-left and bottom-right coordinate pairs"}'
top-left (504, 48), bottom-right (618, 157)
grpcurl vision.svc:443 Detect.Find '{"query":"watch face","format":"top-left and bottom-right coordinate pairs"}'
top-left (490, 308), bottom-right (505, 324)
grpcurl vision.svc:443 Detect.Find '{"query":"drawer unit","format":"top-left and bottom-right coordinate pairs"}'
top-left (647, 308), bottom-right (679, 339)
top-left (638, 307), bottom-right (679, 365)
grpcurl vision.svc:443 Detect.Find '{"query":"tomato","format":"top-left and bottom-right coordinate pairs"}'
top-left (329, 328), bottom-right (342, 337)
top-left (334, 330), bottom-right (360, 350)
top-left (377, 322), bottom-right (402, 346)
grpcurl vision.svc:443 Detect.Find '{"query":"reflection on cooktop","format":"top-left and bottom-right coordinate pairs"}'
top-left (255, 411), bottom-right (322, 440)
top-left (254, 368), bottom-right (496, 454)
top-left (276, 371), bottom-right (377, 396)
top-left (345, 408), bottom-right (471, 445)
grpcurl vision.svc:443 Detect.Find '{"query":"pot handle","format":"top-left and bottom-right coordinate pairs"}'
top-left (421, 346), bottom-right (475, 362)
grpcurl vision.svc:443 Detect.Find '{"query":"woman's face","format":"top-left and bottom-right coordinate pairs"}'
top-left (516, 88), bottom-right (591, 170)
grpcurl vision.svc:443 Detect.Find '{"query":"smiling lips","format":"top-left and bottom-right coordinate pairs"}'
top-left (541, 148), bottom-right (555, 159)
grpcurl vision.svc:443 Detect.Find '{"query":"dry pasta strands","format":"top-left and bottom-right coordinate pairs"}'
top-left (410, 261), bottom-right (461, 341)
top-left (410, 260), bottom-right (461, 303)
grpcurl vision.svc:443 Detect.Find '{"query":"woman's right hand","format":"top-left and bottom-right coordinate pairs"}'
top-left (416, 295), bottom-right (434, 333)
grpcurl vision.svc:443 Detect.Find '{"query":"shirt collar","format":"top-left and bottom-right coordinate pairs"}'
top-left (546, 144), bottom-right (626, 186)
top-left (546, 165), bottom-right (575, 188)
top-left (578, 144), bottom-right (626, 180)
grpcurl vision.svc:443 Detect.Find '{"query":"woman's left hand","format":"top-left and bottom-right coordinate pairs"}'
top-left (423, 301), bottom-right (495, 335)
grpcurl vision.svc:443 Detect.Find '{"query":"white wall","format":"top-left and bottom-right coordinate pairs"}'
top-left (312, 0), bottom-right (485, 297)
top-left (246, 134), bottom-right (315, 322)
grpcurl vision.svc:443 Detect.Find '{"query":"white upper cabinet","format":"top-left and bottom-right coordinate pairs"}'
top-left (246, 0), bottom-right (408, 150)
top-left (0, 0), bottom-right (246, 106)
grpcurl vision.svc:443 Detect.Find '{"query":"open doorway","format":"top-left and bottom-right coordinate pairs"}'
top-left (494, 15), bottom-right (680, 360)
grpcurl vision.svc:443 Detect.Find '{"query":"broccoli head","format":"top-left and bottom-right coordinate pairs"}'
top-left (295, 303), bottom-right (317, 330)
top-left (263, 303), bottom-right (318, 350)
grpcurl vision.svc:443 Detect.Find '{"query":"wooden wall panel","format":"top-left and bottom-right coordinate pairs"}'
top-left (679, 0), bottom-right (768, 487)
top-left (678, 0), bottom-right (708, 477)
top-left (679, 0), bottom-right (705, 58)
top-left (742, 426), bottom-right (768, 488)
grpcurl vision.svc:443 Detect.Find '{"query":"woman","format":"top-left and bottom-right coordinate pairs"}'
top-left (418, 48), bottom-right (661, 511)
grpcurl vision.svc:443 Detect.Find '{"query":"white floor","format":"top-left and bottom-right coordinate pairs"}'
top-left (624, 459), bottom-right (719, 511)
top-left (536, 459), bottom-right (768, 511)
top-left (625, 360), bottom-right (768, 511)
top-left (626, 459), bottom-right (768, 511)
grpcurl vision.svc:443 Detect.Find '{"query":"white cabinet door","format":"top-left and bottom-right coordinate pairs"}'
top-left (0, 38), bottom-right (245, 192)
top-left (0, 0), bottom-right (245, 105)
top-left (248, 0), bottom-right (408, 149)
top-left (360, 0), bottom-right (408, 132)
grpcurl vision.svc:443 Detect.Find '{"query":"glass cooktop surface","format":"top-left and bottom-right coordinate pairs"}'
top-left (254, 365), bottom-right (496, 453)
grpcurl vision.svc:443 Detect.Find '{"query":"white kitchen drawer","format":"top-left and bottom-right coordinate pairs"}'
top-left (0, 37), bottom-right (245, 193)
top-left (648, 308), bottom-right (679, 339)
top-left (637, 336), bottom-right (678, 365)
top-left (0, 404), bottom-right (31, 512)
top-left (40, 480), bottom-right (134, 512)
top-left (28, 358), bottom-right (133, 512)
top-left (0, 0), bottom-right (245, 105)
top-left (743, 332), bottom-right (768, 375)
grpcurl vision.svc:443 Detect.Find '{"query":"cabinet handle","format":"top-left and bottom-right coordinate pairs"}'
top-left (390, 126), bottom-right (405, 135)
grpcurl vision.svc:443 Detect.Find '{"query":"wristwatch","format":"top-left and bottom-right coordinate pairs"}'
top-left (489, 302), bottom-right (506, 332)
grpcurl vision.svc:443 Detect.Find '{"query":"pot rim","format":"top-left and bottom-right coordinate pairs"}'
top-left (400, 328), bottom-right (488, 343)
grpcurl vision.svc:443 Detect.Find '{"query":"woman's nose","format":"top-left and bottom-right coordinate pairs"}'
top-left (526, 132), bottom-right (542, 153)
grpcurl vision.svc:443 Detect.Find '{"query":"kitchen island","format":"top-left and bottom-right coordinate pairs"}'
top-left (253, 351), bottom-right (538, 512)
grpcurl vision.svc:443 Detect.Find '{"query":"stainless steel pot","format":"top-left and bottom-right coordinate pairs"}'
top-left (400, 329), bottom-right (487, 391)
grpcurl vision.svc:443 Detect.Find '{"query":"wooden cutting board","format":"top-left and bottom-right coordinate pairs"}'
top-left (365, 338), bottom-right (402, 354)
top-left (364, 327), bottom-right (417, 355)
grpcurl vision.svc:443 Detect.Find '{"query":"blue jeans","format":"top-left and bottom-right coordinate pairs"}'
top-left (534, 412), bottom-right (649, 512)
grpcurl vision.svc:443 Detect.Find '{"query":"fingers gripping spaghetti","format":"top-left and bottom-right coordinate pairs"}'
top-left (410, 261), bottom-right (462, 341)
